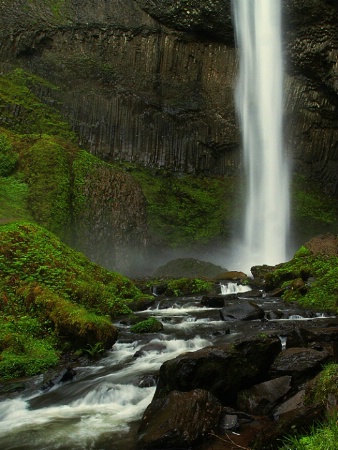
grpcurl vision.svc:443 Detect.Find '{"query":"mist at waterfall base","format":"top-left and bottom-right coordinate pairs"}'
top-left (230, 0), bottom-right (291, 274)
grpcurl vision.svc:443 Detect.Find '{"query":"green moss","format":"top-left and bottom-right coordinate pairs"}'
top-left (130, 318), bottom-right (163, 333)
top-left (292, 174), bottom-right (338, 224)
top-left (20, 137), bottom-right (72, 239)
top-left (0, 315), bottom-right (59, 380)
top-left (0, 221), bottom-right (144, 380)
top-left (121, 165), bottom-right (237, 247)
top-left (265, 248), bottom-right (338, 312)
top-left (280, 414), bottom-right (338, 450)
top-left (305, 363), bottom-right (338, 407)
top-left (0, 69), bottom-right (76, 140)
top-left (0, 133), bottom-right (18, 176)
top-left (165, 277), bottom-right (213, 296)
top-left (0, 176), bottom-right (31, 221)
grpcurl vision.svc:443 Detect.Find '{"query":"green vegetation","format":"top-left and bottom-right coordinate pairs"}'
top-left (280, 414), bottom-right (338, 450)
top-left (305, 363), bottom-right (338, 407)
top-left (126, 165), bottom-right (237, 247)
top-left (265, 246), bottom-right (338, 312)
top-left (21, 137), bottom-right (72, 238)
top-left (0, 221), bottom-right (147, 380)
top-left (0, 133), bottom-right (18, 177)
top-left (292, 174), bottom-right (337, 224)
top-left (165, 277), bottom-right (213, 297)
top-left (279, 363), bottom-right (338, 449)
top-left (130, 318), bottom-right (163, 334)
top-left (0, 69), bottom-right (75, 140)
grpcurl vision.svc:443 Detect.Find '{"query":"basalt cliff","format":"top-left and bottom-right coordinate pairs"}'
top-left (1, 0), bottom-right (337, 190)
top-left (0, 0), bottom-right (337, 272)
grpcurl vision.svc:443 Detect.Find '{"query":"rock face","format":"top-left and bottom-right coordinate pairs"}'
top-left (0, 0), bottom-right (337, 194)
top-left (73, 162), bottom-right (149, 275)
top-left (138, 389), bottom-right (223, 449)
top-left (138, 326), bottom-right (338, 449)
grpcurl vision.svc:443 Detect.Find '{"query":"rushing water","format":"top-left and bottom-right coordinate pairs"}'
top-left (232, 0), bottom-right (290, 271)
top-left (1, 283), bottom-right (336, 449)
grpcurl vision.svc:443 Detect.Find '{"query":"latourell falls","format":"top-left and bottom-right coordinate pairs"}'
top-left (0, 1), bottom-right (338, 449)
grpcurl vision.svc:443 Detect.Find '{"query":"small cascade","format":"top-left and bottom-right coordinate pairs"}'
top-left (278, 335), bottom-right (287, 350)
top-left (220, 282), bottom-right (252, 295)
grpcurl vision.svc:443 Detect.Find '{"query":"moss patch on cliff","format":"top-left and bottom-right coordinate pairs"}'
top-left (0, 221), bottom-right (146, 380)
top-left (125, 165), bottom-right (236, 247)
top-left (0, 69), bottom-right (75, 139)
top-left (292, 174), bottom-right (337, 223)
top-left (20, 137), bottom-right (72, 239)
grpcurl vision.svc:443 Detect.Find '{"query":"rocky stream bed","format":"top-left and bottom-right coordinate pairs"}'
top-left (1, 282), bottom-right (338, 449)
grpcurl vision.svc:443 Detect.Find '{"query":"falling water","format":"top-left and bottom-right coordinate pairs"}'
top-left (232, 0), bottom-right (290, 272)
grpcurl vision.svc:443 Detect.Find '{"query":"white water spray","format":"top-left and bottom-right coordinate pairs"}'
top-left (232, 0), bottom-right (290, 272)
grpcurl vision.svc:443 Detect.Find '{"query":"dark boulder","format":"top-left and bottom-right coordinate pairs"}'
top-left (137, 389), bottom-right (223, 449)
top-left (269, 347), bottom-right (332, 383)
top-left (201, 295), bottom-right (225, 307)
top-left (237, 376), bottom-right (292, 415)
top-left (153, 336), bottom-right (282, 405)
top-left (220, 300), bottom-right (265, 321)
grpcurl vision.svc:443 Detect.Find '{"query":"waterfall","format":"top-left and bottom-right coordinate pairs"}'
top-left (232, 0), bottom-right (290, 272)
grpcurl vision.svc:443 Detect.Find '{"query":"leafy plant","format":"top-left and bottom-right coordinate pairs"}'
top-left (279, 414), bottom-right (338, 450)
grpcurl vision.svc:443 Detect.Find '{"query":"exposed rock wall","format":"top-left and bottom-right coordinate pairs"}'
top-left (0, 0), bottom-right (337, 194)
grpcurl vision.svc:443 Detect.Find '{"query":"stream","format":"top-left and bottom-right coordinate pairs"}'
top-left (0, 284), bottom-right (334, 450)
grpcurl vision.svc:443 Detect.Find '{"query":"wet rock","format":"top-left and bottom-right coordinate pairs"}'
top-left (254, 401), bottom-right (325, 449)
top-left (213, 271), bottom-right (248, 282)
top-left (220, 300), bottom-right (265, 322)
top-left (266, 309), bottom-right (285, 320)
top-left (305, 234), bottom-right (338, 257)
top-left (153, 336), bottom-right (282, 405)
top-left (237, 376), bottom-right (292, 415)
top-left (273, 389), bottom-right (306, 418)
top-left (138, 375), bottom-right (158, 388)
top-left (137, 389), bottom-right (223, 449)
top-left (269, 347), bottom-right (332, 383)
top-left (128, 297), bottom-right (157, 312)
top-left (219, 414), bottom-right (239, 432)
top-left (201, 295), bottom-right (225, 307)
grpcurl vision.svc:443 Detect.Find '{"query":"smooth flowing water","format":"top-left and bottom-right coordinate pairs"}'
top-left (232, 0), bottom-right (290, 271)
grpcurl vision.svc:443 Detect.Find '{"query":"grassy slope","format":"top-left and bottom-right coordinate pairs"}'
top-left (0, 221), bottom-right (145, 380)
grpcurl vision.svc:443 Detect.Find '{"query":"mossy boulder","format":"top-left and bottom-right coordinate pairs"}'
top-left (154, 257), bottom-right (227, 278)
top-left (130, 318), bottom-right (163, 333)
top-left (259, 235), bottom-right (338, 313)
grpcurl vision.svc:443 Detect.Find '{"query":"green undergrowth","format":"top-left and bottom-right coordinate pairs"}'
top-left (165, 278), bottom-right (213, 297)
top-left (0, 68), bottom-right (75, 140)
top-left (280, 414), bottom-right (338, 450)
top-left (292, 174), bottom-right (338, 224)
top-left (118, 163), bottom-right (238, 247)
top-left (265, 246), bottom-right (338, 312)
top-left (279, 364), bottom-right (338, 449)
top-left (0, 221), bottom-right (148, 380)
